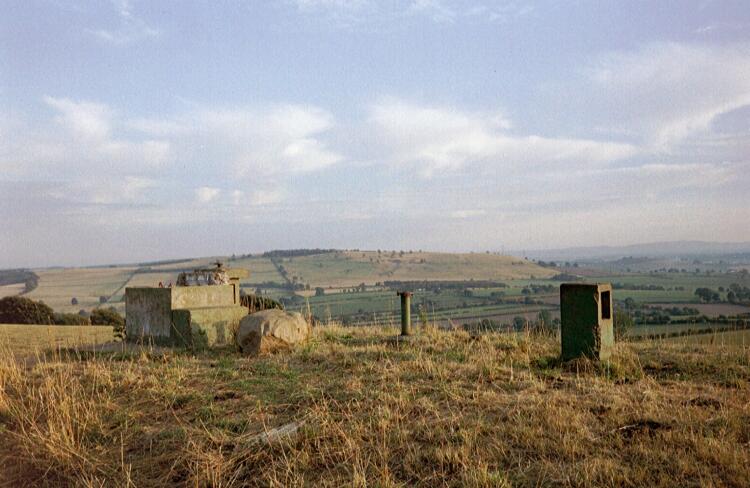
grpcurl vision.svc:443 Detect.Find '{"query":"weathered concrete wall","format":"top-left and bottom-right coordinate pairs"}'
top-left (171, 306), bottom-right (247, 348)
top-left (171, 285), bottom-right (236, 309)
top-left (560, 283), bottom-right (614, 361)
top-left (125, 288), bottom-right (173, 339)
top-left (126, 284), bottom-right (247, 347)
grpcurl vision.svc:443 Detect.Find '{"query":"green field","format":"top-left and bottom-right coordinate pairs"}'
top-left (664, 328), bottom-right (750, 346)
top-left (4, 252), bottom-right (749, 329)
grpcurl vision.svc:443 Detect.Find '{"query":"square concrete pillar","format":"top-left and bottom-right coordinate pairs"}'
top-left (560, 283), bottom-right (614, 361)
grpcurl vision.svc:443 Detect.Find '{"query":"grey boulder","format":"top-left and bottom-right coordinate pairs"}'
top-left (236, 309), bottom-right (311, 355)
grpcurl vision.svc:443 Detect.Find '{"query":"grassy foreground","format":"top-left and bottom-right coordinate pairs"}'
top-left (1, 326), bottom-right (749, 487)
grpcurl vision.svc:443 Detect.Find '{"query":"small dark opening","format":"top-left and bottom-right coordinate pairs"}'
top-left (601, 291), bottom-right (611, 319)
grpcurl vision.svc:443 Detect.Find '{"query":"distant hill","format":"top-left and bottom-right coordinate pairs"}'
top-left (17, 251), bottom-right (554, 314)
top-left (524, 241), bottom-right (750, 261)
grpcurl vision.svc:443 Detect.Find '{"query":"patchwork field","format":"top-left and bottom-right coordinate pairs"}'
top-left (0, 283), bottom-right (25, 298)
top-left (650, 302), bottom-right (750, 317)
top-left (1, 325), bottom-right (748, 486)
top-left (274, 251), bottom-right (556, 288)
top-left (25, 267), bottom-right (136, 313)
top-left (4, 252), bottom-right (749, 331)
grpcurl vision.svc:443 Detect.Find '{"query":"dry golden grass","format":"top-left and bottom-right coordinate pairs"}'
top-left (0, 325), bottom-right (115, 358)
top-left (0, 326), bottom-right (748, 487)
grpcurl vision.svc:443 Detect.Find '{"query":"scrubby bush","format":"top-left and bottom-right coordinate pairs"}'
top-left (54, 313), bottom-right (90, 326)
top-left (0, 296), bottom-right (54, 324)
top-left (90, 307), bottom-right (124, 327)
top-left (241, 294), bottom-right (284, 313)
top-left (614, 309), bottom-right (633, 340)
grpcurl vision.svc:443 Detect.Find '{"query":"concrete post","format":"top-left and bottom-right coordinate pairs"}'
top-left (560, 283), bottom-right (614, 361)
top-left (397, 291), bottom-right (413, 336)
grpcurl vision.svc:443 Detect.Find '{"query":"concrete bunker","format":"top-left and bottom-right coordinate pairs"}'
top-left (560, 283), bottom-right (614, 361)
top-left (125, 263), bottom-right (249, 348)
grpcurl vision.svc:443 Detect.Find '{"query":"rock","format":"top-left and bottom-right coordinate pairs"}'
top-left (236, 309), bottom-right (311, 355)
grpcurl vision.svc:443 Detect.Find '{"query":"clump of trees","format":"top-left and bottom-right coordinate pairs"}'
top-left (0, 296), bottom-right (55, 324)
top-left (0, 269), bottom-right (39, 294)
top-left (727, 283), bottom-right (750, 304)
top-left (694, 287), bottom-right (720, 303)
top-left (613, 283), bottom-right (666, 291)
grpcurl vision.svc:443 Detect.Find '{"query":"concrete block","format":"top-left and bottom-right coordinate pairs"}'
top-left (125, 288), bottom-right (173, 340)
top-left (172, 306), bottom-right (247, 349)
top-left (560, 283), bottom-right (614, 361)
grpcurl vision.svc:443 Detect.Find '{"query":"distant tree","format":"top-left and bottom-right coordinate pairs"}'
top-left (71, 297), bottom-right (78, 305)
top-left (695, 287), bottom-right (719, 303)
top-left (55, 313), bottom-right (90, 326)
top-left (78, 309), bottom-right (89, 317)
top-left (0, 296), bottom-right (55, 325)
top-left (23, 275), bottom-right (39, 294)
top-left (534, 309), bottom-right (555, 336)
top-left (99, 296), bottom-right (108, 304)
top-left (90, 307), bottom-right (124, 328)
top-left (727, 291), bottom-right (737, 303)
top-left (512, 316), bottom-right (526, 330)
top-left (315, 287), bottom-right (325, 297)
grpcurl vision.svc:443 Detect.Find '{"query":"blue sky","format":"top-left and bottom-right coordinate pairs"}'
top-left (1, 0), bottom-right (749, 267)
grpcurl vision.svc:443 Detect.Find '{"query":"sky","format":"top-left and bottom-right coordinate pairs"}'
top-left (1, 0), bottom-right (749, 267)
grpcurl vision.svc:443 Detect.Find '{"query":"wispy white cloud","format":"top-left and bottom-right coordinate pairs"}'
top-left (195, 186), bottom-right (220, 203)
top-left (90, 0), bottom-right (160, 45)
top-left (43, 96), bottom-right (112, 140)
top-left (3, 96), bottom-right (172, 177)
top-left (290, 0), bottom-right (534, 26)
top-left (450, 209), bottom-right (486, 219)
top-left (134, 103), bottom-right (343, 178)
top-left (369, 98), bottom-right (637, 176)
top-left (408, 0), bottom-right (457, 23)
top-left (250, 188), bottom-right (286, 206)
top-left (588, 42), bottom-right (750, 151)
